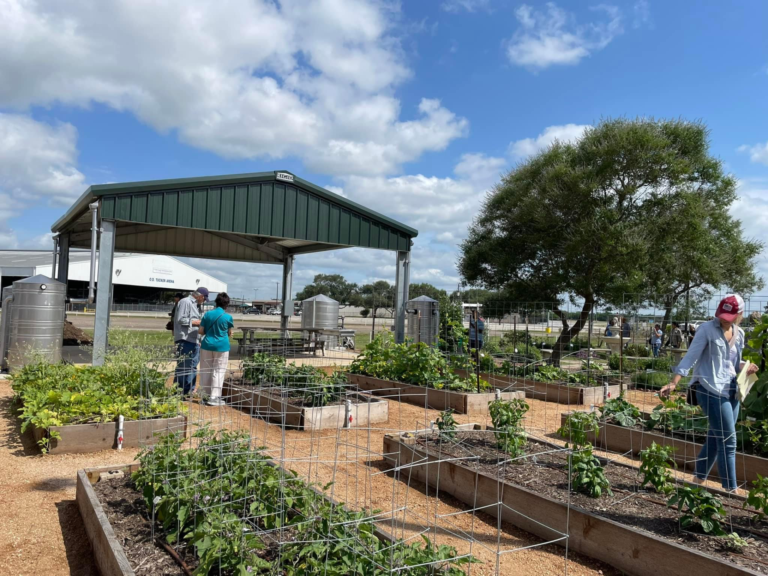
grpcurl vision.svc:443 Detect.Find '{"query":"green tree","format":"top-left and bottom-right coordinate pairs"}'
top-left (646, 191), bottom-right (763, 331)
top-left (459, 118), bottom-right (753, 365)
top-left (409, 282), bottom-right (447, 301)
top-left (295, 274), bottom-right (362, 307)
top-left (360, 280), bottom-right (395, 316)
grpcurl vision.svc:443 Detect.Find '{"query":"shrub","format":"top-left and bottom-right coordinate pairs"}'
top-left (569, 446), bottom-right (612, 498)
top-left (639, 442), bottom-right (677, 494)
top-left (632, 371), bottom-right (671, 389)
top-left (668, 486), bottom-right (727, 535)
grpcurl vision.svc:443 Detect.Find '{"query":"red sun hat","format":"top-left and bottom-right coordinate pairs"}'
top-left (715, 294), bottom-right (745, 322)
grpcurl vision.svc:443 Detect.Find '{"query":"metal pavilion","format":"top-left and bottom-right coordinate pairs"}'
top-left (51, 170), bottom-right (417, 364)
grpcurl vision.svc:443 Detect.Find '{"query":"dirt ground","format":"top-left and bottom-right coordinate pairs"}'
top-left (0, 374), bottom-right (716, 576)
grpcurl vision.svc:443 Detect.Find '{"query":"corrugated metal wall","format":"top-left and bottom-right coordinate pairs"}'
top-left (101, 182), bottom-right (411, 252)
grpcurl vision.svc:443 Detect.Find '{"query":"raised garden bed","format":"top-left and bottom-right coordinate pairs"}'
top-left (383, 427), bottom-right (765, 576)
top-left (33, 416), bottom-right (187, 455)
top-left (347, 373), bottom-right (524, 415)
top-left (561, 412), bottom-right (768, 485)
top-left (454, 369), bottom-right (622, 405)
top-left (223, 380), bottom-right (388, 430)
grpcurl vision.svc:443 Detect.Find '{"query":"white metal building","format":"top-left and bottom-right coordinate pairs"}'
top-left (0, 251), bottom-right (226, 301)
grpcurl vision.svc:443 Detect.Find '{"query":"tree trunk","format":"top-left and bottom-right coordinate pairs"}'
top-left (550, 299), bottom-right (594, 367)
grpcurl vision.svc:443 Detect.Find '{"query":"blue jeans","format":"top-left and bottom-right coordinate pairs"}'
top-left (696, 382), bottom-right (739, 490)
top-left (651, 343), bottom-right (661, 357)
top-left (175, 340), bottom-right (200, 395)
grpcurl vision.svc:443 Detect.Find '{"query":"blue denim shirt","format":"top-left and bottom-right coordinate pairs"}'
top-left (674, 318), bottom-right (744, 397)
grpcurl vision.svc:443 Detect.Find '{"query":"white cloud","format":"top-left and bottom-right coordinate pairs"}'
top-left (738, 142), bottom-right (768, 166)
top-left (441, 0), bottom-right (491, 13)
top-left (633, 0), bottom-right (651, 28)
top-left (508, 123), bottom-right (590, 158)
top-left (506, 3), bottom-right (624, 70)
top-left (0, 0), bottom-right (467, 177)
top-left (732, 179), bottom-right (768, 281)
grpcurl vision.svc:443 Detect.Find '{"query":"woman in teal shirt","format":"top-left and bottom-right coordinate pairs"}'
top-left (198, 292), bottom-right (234, 406)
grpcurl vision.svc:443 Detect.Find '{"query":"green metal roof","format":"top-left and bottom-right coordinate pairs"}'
top-left (52, 171), bottom-right (416, 263)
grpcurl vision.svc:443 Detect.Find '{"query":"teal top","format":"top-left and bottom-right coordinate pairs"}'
top-left (200, 308), bottom-right (234, 352)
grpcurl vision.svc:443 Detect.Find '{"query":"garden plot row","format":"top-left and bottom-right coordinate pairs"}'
top-left (76, 429), bottom-right (474, 576)
top-left (383, 425), bottom-right (764, 576)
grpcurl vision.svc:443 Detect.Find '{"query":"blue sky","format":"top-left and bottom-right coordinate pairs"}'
top-left (1, 0), bottom-right (767, 300)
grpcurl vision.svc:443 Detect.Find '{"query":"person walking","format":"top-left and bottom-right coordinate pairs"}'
top-left (173, 287), bottom-right (209, 396)
top-left (621, 317), bottom-right (631, 340)
top-left (198, 292), bottom-right (234, 406)
top-left (650, 323), bottom-right (663, 357)
top-left (469, 314), bottom-right (485, 350)
top-left (660, 294), bottom-right (758, 491)
top-left (667, 321), bottom-right (684, 349)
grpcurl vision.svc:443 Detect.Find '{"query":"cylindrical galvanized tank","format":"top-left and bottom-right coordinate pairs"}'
top-left (406, 295), bottom-right (440, 346)
top-left (301, 294), bottom-right (340, 330)
top-left (0, 286), bottom-right (14, 370)
top-left (8, 275), bottom-right (66, 369)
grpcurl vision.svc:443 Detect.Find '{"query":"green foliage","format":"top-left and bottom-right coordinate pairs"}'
top-left (489, 399), bottom-right (529, 458)
top-left (743, 314), bottom-right (768, 420)
top-left (438, 295), bottom-right (467, 352)
top-left (736, 420), bottom-right (768, 457)
top-left (134, 428), bottom-right (475, 575)
top-left (294, 273), bottom-right (362, 306)
top-left (668, 486), bottom-right (727, 535)
top-left (409, 283), bottom-right (448, 301)
top-left (600, 397), bottom-right (641, 427)
top-left (745, 474), bottom-right (768, 521)
top-left (608, 353), bottom-right (673, 374)
top-left (639, 442), bottom-right (677, 495)
top-left (724, 532), bottom-right (752, 553)
top-left (242, 353), bottom-right (345, 407)
top-left (557, 411), bottom-right (599, 448)
top-left (11, 354), bottom-right (183, 453)
top-left (435, 409), bottom-right (458, 442)
top-left (632, 371), bottom-right (671, 389)
top-left (569, 446), bottom-right (612, 498)
top-left (644, 397), bottom-right (708, 436)
top-left (350, 334), bottom-right (487, 392)
top-left (624, 344), bottom-right (652, 357)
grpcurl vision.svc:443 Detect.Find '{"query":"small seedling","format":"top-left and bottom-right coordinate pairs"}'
top-left (724, 532), bottom-right (752, 553)
top-left (435, 409), bottom-right (458, 442)
top-left (639, 442), bottom-right (677, 495)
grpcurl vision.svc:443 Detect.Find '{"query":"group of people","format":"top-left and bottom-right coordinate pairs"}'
top-left (171, 287), bottom-right (235, 406)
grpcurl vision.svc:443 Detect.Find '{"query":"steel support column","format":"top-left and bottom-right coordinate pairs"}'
top-left (93, 220), bottom-right (115, 366)
top-left (393, 250), bottom-right (410, 344)
top-left (280, 256), bottom-right (294, 337)
top-left (56, 232), bottom-right (71, 285)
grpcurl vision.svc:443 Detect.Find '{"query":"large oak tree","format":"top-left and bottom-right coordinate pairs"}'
top-left (459, 118), bottom-right (762, 365)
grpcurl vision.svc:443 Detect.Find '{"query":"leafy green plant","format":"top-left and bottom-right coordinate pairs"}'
top-left (11, 355), bottom-right (183, 453)
top-left (134, 427), bottom-right (476, 575)
top-left (724, 532), bottom-right (752, 553)
top-left (638, 442), bottom-right (677, 494)
top-left (489, 398), bottom-right (529, 458)
top-left (600, 397), bottom-right (641, 427)
top-left (569, 446), bottom-right (612, 498)
top-left (645, 396), bottom-right (708, 436)
top-left (668, 486), bottom-right (727, 535)
top-left (745, 474), bottom-right (768, 521)
top-left (435, 409), bottom-right (458, 442)
top-left (557, 411), bottom-right (599, 448)
top-left (743, 314), bottom-right (768, 420)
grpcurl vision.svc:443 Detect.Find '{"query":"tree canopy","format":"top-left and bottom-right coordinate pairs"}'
top-left (409, 282), bottom-right (447, 301)
top-left (295, 274), bottom-right (362, 307)
top-left (459, 118), bottom-right (763, 363)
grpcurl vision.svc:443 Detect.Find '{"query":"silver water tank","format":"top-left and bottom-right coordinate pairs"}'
top-left (406, 295), bottom-right (440, 346)
top-left (0, 286), bottom-right (13, 370)
top-left (7, 275), bottom-right (66, 369)
top-left (301, 294), bottom-right (340, 330)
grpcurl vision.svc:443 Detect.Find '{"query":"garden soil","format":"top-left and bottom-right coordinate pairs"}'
top-left (0, 374), bottom-right (712, 576)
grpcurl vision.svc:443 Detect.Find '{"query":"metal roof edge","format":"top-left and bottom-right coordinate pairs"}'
top-left (52, 170), bottom-right (419, 239)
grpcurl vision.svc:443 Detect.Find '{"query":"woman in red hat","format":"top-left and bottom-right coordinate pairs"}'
top-left (660, 294), bottom-right (758, 491)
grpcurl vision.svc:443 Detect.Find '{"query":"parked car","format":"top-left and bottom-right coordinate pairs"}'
top-left (267, 308), bottom-right (280, 316)
top-left (244, 308), bottom-right (260, 315)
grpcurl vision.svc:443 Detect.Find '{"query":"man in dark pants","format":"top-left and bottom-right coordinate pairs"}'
top-left (173, 287), bottom-right (209, 395)
top-left (469, 314), bottom-right (485, 350)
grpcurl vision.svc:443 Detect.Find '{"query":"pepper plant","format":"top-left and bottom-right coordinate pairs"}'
top-left (489, 398), bottom-right (529, 458)
top-left (745, 474), bottom-right (768, 521)
top-left (435, 409), bottom-right (458, 442)
top-left (569, 446), bottom-right (612, 498)
top-left (638, 442), bottom-right (677, 495)
top-left (557, 411), bottom-right (599, 448)
top-left (668, 485), bottom-right (727, 535)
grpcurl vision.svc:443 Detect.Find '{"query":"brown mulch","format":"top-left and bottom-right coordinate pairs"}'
top-left (63, 321), bottom-right (93, 346)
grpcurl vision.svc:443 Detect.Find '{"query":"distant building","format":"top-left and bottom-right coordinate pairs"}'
top-left (0, 250), bottom-right (226, 303)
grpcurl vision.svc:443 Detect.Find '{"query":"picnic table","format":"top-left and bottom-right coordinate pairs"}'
top-left (237, 326), bottom-right (326, 357)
